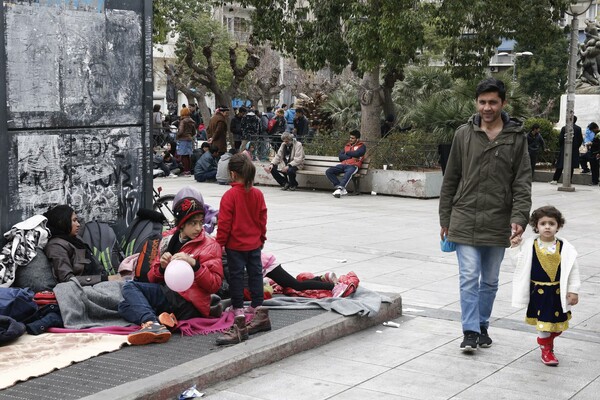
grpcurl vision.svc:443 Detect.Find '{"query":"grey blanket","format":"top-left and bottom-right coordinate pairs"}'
top-left (53, 279), bottom-right (130, 329)
top-left (263, 286), bottom-right (389, 317)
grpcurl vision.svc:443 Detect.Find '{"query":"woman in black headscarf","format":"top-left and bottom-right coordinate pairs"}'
top-left (43, 205), bottom-right (118, 286)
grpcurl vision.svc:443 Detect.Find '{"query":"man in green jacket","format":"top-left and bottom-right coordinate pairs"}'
top-left (439, 78), bottom-right (532, 352)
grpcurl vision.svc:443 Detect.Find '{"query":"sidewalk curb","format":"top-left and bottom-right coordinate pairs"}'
top-left (81, 293), bottom-right (402, 400)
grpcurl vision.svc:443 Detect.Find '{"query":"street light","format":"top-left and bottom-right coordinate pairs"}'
top-left (512, 51), bottom-right (533, 82)
top-left (559, 0), bottom-right (593, 193)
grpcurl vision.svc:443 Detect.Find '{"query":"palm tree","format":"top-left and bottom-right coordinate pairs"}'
top-left (320, 83), bottom-right (361, 132)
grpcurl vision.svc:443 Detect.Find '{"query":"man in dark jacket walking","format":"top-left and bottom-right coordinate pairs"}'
top-left (439, 78), bottom-right (532, 352)
top-left (527, 123), bottom-right (546, 178)
top-left (550, 116), bottom-right (584, 184)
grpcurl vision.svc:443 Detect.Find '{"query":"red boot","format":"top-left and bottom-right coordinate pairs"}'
top-left (537, 336), bottom-right (559, 366)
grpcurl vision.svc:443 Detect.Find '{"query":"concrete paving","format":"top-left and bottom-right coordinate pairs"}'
top-left (150, 175), bottom-right (600, 400)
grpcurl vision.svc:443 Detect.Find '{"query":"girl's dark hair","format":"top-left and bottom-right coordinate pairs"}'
top-left (228, 152), bottom-right (255, 190)
top-left (529, 206), bottom-right (565, 233)
top-left (588, 122), bottom-right (599, 130)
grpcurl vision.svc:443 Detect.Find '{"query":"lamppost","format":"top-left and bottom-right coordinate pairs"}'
top-left (511, 51), bottom-right (533, 82)
top-left (559, 0), bottom-right (592, 192)
top-left (497, 51), bottom-right (533, 93)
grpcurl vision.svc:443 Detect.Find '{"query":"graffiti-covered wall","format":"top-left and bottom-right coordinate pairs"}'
top-left (1, 0), bottom-right (153, 237)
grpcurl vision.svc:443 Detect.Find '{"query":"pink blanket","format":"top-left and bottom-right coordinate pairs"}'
top-left (48, 311), bottom-right (238, 336)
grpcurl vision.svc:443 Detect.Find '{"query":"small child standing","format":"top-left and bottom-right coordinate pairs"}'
top-left (216, 153), bottom-right (270, 345)
top-left (510, 206), bottom-right (580, 366)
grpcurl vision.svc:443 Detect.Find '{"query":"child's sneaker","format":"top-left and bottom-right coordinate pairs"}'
top-left (332, 283), bottom-right (349, 297)
top-left (158, 312), bottom-right (177, 329)
top-left (321, 272), bottom-right (338, 284)
top-left (127, 321), bottom-right (171, 345)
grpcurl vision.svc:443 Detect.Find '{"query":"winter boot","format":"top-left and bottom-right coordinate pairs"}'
top-left (216, 315), bottom-right (248, 345)
top-left (537, 336), bottom-right (559, 366)
top-left (246, 306), bottom-right (272, 335)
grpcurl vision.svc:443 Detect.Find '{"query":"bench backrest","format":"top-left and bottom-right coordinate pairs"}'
top-left (302, 155), bottom-right (370, 176)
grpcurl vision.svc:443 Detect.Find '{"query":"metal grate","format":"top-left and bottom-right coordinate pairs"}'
top-left (0, 309), bottom-right (324, 400)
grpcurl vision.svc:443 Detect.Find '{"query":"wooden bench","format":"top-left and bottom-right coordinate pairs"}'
top-left (296, 155), bottom-right (370, 195)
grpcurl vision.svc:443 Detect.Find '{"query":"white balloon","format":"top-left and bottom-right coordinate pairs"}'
top-left (164, 259), bottom-right (194, 292)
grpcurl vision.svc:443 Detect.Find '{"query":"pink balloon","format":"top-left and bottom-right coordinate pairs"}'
top-left (164, 259), bottom-right (194, 292)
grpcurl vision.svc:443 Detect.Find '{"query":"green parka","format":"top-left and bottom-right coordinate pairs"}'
top-left (439, 112), bottom-right (532, 248)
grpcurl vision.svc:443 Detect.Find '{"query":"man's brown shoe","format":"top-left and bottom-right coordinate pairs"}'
top-left (216, 315), bottom-right (248, 345)
top-left (247, 306), bottom-right (272, 335)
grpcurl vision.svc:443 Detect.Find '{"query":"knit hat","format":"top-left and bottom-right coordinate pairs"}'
top-left (173, 197), bottom-right (205, 228)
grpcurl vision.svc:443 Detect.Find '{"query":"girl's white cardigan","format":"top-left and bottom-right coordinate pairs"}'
top-left (510, 235), bottom-right (581, 313)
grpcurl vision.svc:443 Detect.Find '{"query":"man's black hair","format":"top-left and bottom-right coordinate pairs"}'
top-left (209, 145), bottom-right (220, 154)
top-left (531, 123), bottom-right (540, 130)
top-left (475, 78), bottom-right (506, 102)
top-left (201, 142), bottom-right (211, 149)
top-left (350, 129), bottom-right (361, 139)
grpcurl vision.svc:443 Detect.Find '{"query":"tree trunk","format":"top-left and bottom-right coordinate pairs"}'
top-left (359, 68), bottom-right (384, 144)
top-left (193, 87), bottom-right (211, 124)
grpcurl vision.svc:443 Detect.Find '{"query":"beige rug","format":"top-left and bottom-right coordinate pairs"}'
top-left (0, 333), bottom-right (129, 390)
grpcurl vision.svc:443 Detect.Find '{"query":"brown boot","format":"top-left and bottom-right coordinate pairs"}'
top-left (247, 306), bottom-right (272, 335)
top-left (215, 315), bottom-right (248, 345)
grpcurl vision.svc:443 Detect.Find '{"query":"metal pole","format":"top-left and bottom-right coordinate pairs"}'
top-left (558, 15), bottom-right (579, 192)
top-left (512, 55), bottom-right (517, 82)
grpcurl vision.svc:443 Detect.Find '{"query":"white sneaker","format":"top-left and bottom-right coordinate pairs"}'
top-left (549, 180), bottom-right (558, 185)
top-left (340, 188), bottom-right (348, 196)
top-left (168, 174), bottom-right (178, 178)
top-left (332, 188), bottom-right (342, 198)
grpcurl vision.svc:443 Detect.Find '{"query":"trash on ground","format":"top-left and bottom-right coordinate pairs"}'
top-left (383, 321), bottom-right (401, 328)
top-left (376, 330), bottom-right (383, 333)
top-left (336, 259), bottom-right (347, 263)
top-left (179, 385), bottom-right (204, 399)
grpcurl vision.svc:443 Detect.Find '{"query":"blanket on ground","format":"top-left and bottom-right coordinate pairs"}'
top-left (53, 279), bottom-right (129, 329)
top-left (48, 312), bottom-right (236, 337)
top-left (0, 332), bottom-right (128, 390)
top-left (263, 286), bottom-right (389, 317)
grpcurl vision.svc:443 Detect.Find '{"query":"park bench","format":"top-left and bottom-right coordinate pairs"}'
top-left (297, 155), bottom-right (370, 195)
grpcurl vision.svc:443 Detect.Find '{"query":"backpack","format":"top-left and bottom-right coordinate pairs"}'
top-left (0, 287), bottom-right (37, 322)
top-left (79, 221), bottom-right (124, 276)
top-left (133, 237), bottom-right (162, 283)
top-left (267, 118), bottom-right (277, 133)
top-left (120, 209), bottom-right (165, 257)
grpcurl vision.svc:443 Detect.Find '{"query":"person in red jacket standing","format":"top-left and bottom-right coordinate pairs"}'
top-left (216, 153), bottom-right (270, 345)
top-left (119, 195), bottom-right (224, 345)
top-left (325, 130), bottom-right (366, 198)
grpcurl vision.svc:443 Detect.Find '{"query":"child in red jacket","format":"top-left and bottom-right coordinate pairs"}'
top-left (216, 153), bottom-right (270, 345)
top-left (119, 195), bottom-right (224, 345)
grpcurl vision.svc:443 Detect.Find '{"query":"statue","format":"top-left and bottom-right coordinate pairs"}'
top-left (576, 19), bottom-right (600, 93)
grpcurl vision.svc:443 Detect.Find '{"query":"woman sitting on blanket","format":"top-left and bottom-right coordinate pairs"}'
top-left (261, 252), bottom-right (357, 298)
top-left (118, 193), bottom-right (224, 346)
top-left (44, 205), bottom-right (122, 286)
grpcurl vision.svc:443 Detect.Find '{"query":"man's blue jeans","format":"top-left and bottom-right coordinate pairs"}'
top-left (195, 170), bottom-right (217, 182)
top-left (455, 244), bottom-right (505, 333)
top-left (325, 164), bottom-right (358, 188)
top-left (118, 281), bottom-right (171, 326)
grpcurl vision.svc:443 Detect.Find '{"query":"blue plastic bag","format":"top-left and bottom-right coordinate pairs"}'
top-left (440, 235), bottom-right (456, 252)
